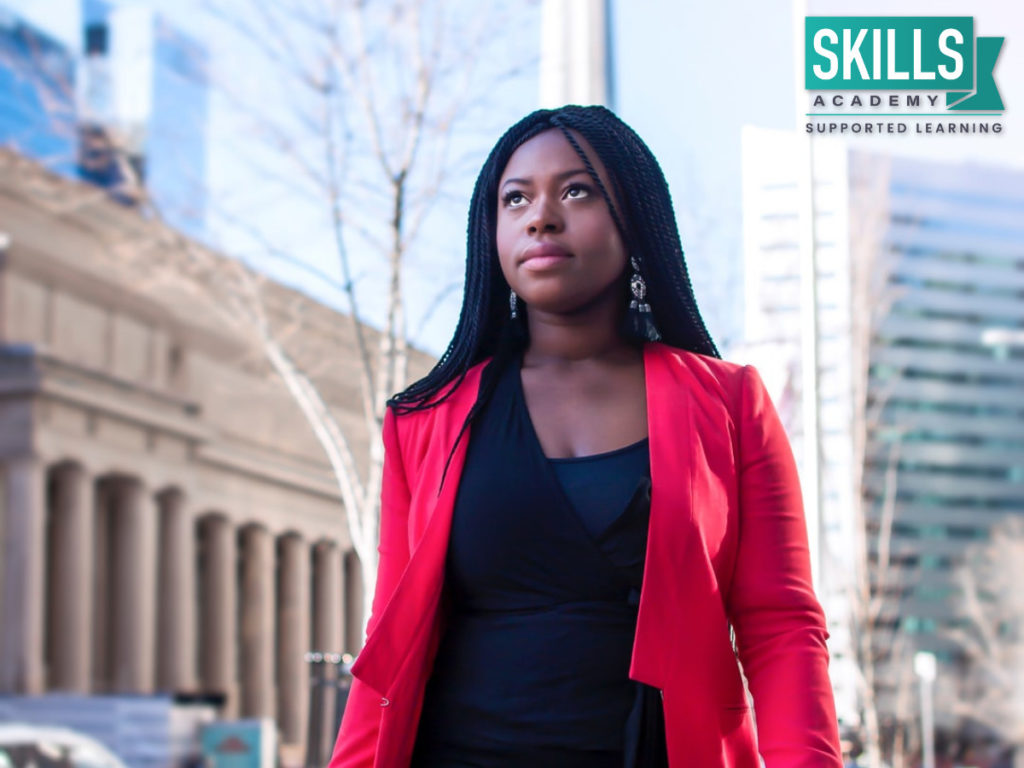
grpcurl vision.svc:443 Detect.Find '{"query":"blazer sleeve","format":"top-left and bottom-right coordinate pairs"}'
top-left (726, 365), bottom-right (843, 768)
top-left (328, 406), bottom-right (412, 768)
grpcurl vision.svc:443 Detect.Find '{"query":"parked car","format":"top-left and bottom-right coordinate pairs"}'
top-left (0, 724), bottom-right (130, 768)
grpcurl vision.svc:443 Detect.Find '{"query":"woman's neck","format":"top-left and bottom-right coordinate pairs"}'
top-left (522, 322), bottom-right (638, 368)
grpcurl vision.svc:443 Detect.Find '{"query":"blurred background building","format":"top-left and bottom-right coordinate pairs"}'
top-left (742, 126), bottom-right (1024, 753)
top-left (0, 0), bottom-right (208, 238)
top-left (740, 127), bottom-right (859, 727)
top-left (539, 0), bottom-right (614, 110)
top-left (0, 146), bottom-right (420, 763)
top-left (0, 1), bottom-right (419, 765)
top-left (0, 9), bottom-right (77, 177)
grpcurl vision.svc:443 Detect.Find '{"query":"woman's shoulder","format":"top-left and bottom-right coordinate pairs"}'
top-left (650, 344), bottom-right (786, 432)
top-left (387, 356), bottom-right (493, 425)
top-left (652, 343), bottom-right (743, 369)
top-left (382, 357), bottom-right (492, 471)
top-left (647, 342), bottom-right (747, 387)
top-left (645, 342), bottom-right (770, 426)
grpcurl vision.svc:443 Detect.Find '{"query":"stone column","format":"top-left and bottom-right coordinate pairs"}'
top-left (91, 479), bottom-right (114, 691)
top-left (313, 542), bottom-right (343, 654)
top-left (112, 478), bottom-right (158, 693)
top-left (344, 551), bottom-right (365, 653)
top-left (277, 535), bottom-right (311, 749)
top-left (240, 525), bottom-right (276, 719)
top-left (0, 456), bottom-right (46, 693)
top-left (200, 516), bottom-right (238, 717)
top-left (156, 489), bottom-right (197, 692)
top-left (48, 463), bottom-right (93, 692)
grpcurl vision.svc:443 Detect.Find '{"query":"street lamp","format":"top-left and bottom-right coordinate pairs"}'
top-left (914, 651), bottom-right (937, 768)
top-left (304, 651), bottom-right (354, 768)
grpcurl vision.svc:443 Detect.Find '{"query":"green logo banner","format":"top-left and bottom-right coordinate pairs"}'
top-left (805, 17), bottom-right (1003, 111)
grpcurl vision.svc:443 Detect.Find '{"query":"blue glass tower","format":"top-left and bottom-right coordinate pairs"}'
top-left (0, 8), bottom-right (77, 176)
top-left (80, 0), bottom-right (209, 238)
top-left (0, 1), bottom-right (208, 239)
top-left (146, 15), bottom-right (208, 238)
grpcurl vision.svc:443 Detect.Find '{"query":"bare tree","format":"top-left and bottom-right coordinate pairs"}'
top-left (846, 153), bottom-right (916, 768)
top-left (947, 516), bottom-right (1024, 761)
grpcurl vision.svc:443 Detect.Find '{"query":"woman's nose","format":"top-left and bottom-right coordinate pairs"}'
top-left (527, 195), bottom-right (564, 234)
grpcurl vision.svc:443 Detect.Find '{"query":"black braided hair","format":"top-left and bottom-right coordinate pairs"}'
top-left (386, 105), bottom-right (719, 490)
top-left (390, 104), bottom-right (718, 410)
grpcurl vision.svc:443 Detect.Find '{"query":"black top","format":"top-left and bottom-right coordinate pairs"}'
top-left (410, 355), bottom-right (666, 768)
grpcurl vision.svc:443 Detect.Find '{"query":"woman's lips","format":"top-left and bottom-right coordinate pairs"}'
top-left (521, 243), bottom-right (572, 270)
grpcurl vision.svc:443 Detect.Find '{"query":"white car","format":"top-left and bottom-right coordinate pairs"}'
top-left (0, 724), bottom-right (131, 768)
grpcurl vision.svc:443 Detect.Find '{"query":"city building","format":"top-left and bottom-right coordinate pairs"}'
top-left (0, 149), bottom-right (432, 762)
top-left (741, 126), bottom-right (1024, 742)
top-left (79, 0), bottom-right (208, 237)
top-left (539, 0), bottom-right (613, 108)
top-left (740, 125), bottom-right (859, 728)
top-left (0, 6), bottom-right (77, 177)
top-left (0, 0), bottom-right (208, 239)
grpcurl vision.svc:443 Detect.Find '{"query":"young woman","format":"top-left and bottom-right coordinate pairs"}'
top-left (328, 105), bottom-right (843, 768)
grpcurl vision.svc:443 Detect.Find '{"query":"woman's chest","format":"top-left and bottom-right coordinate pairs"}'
top-left (444, 402), bottom-right (652, 610)
top-left (519, 361), bottom-right (648, 459)
top-left (399, 357), bottom-right (742, 585)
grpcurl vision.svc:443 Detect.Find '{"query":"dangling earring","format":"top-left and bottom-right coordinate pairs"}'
top-left (509, 289), bottom-right (518, 320)
top-left (628, 257), bottom-right (661, 341)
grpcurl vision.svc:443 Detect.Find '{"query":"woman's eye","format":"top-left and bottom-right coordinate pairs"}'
top-left (565, 184), bottom-right (590, 199)
top-left (503, 190), bottom-right (526, 207)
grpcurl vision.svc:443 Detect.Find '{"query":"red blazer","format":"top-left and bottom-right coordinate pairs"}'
top-left (329, 342), bottom-right (843, 768)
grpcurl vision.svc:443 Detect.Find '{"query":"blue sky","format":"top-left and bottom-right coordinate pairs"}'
top-left (613, 0), bottom-right (799, 351)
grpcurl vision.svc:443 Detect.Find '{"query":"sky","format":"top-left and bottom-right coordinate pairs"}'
top-left (11, 0), bottom-right (1024, 359)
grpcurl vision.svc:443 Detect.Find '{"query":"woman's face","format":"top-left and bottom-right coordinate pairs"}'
top-left (495, 128), bottom-right (627, 319)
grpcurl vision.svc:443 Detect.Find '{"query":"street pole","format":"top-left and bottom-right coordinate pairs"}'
top-left (791, 0), bottom-right (824, 593)
top-left (914, 651), bottom-right (936, 768)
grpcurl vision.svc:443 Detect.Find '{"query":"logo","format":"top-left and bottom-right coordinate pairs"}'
top-left (804, 17), bottom-right (1004, 136)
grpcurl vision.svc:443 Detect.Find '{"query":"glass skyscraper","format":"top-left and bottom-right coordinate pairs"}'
top-left (0, 0), bottom-right (208, 239)
top-left (0, 7), bottom-right (77, 177)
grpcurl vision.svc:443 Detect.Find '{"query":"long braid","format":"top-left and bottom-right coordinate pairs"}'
top-left (550, 119), bottom-right (628, 241)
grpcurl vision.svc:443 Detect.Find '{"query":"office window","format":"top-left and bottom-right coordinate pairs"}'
top-left (85, 23), bottom-right (108, 55)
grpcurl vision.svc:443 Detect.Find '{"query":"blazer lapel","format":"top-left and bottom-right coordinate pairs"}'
top-left (350, 362), bottom-right (486, 697)
top-left (629, 342), bottom-right (699, 687)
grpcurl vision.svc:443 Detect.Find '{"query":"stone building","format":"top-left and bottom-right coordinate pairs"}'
top-left (0, 149), bottom-right (434, 756)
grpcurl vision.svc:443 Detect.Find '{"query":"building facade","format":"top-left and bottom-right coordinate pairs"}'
top-left (0, 150), bottom-right (431, 759)
top-left (740, 126), bottom-right (859, 728)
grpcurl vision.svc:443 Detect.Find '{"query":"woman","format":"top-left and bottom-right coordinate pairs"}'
top-left (328, 105), bottom-right (843, 768)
